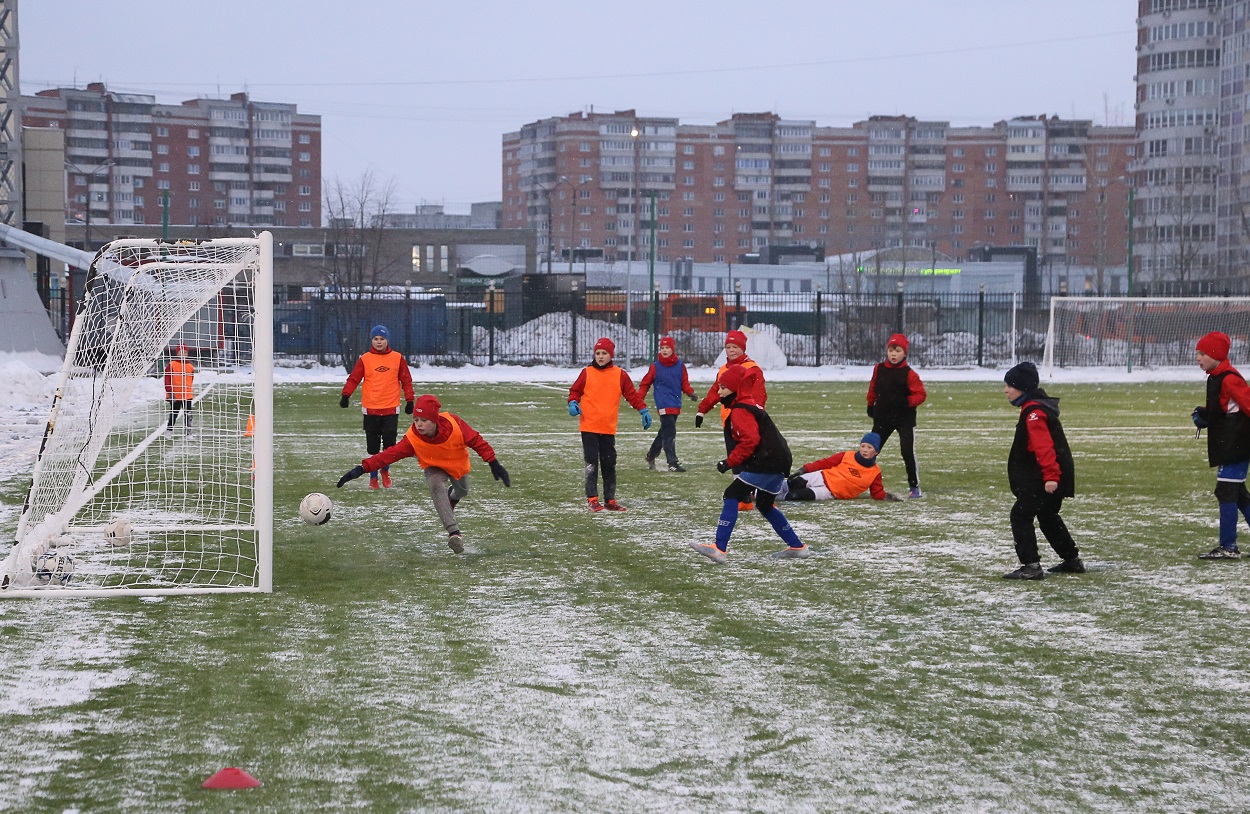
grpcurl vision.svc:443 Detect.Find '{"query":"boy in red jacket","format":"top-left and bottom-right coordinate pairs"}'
top-left (336, 394), bottom-right (510, 554)
top-left (568, 337), bottom-right (652, 512)
top-left (695, 329), bottom-right (767, 509)
top-left (339, 325), bottom-right (416, 490)
top-left (689, 364), bottom-right (808, 563)
top-left (1192, 331), bottom-right (1250, 560)
top-left (638, 336), bottom-right (697, 472)
top-left (867, 333), bottom-right (927, 498)
top-left (781, 432), bottom-right (902, 502)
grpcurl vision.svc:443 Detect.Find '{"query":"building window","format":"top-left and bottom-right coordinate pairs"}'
top-left (188, 146), bottom-right (200, 157)
top-left (188, 164), bottom-right (200, 175)
top-left (299, 151), bottom-right (311, 162)
top-left (189, 181), bottom-right (200, 191)
top-left (189, 197), bottom-right (200, 209)
top-left (299, 202), bottom-right (312, 212)
top-left (156, 144), bottom-right (169, 155)
top-left (298, 185), bottom-right (312, 196)
top-left (299, 133), bottom-right (311, 144)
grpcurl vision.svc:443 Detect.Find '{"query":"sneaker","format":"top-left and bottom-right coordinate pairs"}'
top-left (645, 454), bottom-right (657, 471)
top-left (1003, 563), bottom-right (1045, 580)
top-left (738, 502), bottom-right (755, 512)
top-left (1047, 558), bottom-right (1086, 574)
top-left (447, 534), bottom-right (465, 554)
top-left (771, 545), bottom-right (812, 560)
top-left (689, 541), bottom-right (727, 564)
top-left (369, 478), bottom-right (380, 490)
top-left (163, 427), bottom-right (174, 436)
top-left (380, 471), bottom-right (392, 489)
top-left (588, 497), bottom-right (604, 513)
top-left (908, 487), bottom-right (923, 499)
top-left (604, 499), bottom-right (627, 512)
top-left (667, 462), bottom-right (687, 472)
top-left (1199, 545), bottom-right (1242, 560)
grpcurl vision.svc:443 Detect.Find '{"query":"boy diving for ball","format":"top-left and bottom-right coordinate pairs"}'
top-left (336, 394), bottom-right (510, 554)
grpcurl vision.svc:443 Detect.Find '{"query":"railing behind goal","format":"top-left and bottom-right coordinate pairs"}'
top-left (0, 233), bottom-right (273, 596)
top-left (1043, 296), bottom-right (1250, 374)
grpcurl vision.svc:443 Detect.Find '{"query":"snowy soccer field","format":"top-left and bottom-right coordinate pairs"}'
top-left (2, 364), bottom-right (1249, 813)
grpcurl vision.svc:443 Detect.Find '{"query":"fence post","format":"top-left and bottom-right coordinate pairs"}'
top-left (814, 285), bottom-right (823, 366)
top-left (570, 308), bottom-right (578, 367)
top-left (976, 284), bottom-right (986, 367)
top-left (488, 283), bottom-right (496, 366)
top-left (733, 281), bottom-right (743, 330)
top-left (895, 283), bottom-right (905, 334)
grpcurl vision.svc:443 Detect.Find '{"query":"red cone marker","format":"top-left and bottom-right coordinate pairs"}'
top-left (202, 767), bottom-right (262, 789)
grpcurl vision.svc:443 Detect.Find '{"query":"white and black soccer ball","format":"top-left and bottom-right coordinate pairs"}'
top-left (299, 492), bottom-right (333, 525)
top-left (104, 517), bottom-right (133, 547)
top-left (34, 549), bottom-right (76, 586)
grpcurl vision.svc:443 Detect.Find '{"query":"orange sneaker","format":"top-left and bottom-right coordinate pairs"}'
top-left (737, 501), bottom-right (754, 512)
top-left (588, 497), bottom-right (605, 512)
top-left (381, 470), bottom-right (392, 488)
top-left (604, 499), bottom-right (627, 512)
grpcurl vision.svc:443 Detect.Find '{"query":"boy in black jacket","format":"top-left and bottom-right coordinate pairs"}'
top-left (1001, 362), bottom-right (1084, 580)
top-left (1192, 331), bottom-right (1250, 560)
top-left (867, 333), bottom-right (927, 497)
top-left (689, 364), bottom-right (808, 563)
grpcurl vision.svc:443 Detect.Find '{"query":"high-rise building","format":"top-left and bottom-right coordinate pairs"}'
top-left (1135, 0), bottom-right (1222, 289)
top-left (503, 110), bottom-right (1135, 289)
top-left (22, 83), bottom-right (321, 235)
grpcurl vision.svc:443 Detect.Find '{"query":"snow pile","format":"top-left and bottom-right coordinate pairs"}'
top-left (709, 324), bottom-right (788, 370)
top-left (0, 360), bottom-right (55, 409)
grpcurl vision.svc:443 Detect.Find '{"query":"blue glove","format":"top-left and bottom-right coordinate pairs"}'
top-left (640, 408), bottom-right (652, 430)
top-left (1192, 405), bottom-right (1209, 429)
top-left (568, 400), bottom-right (581, 417)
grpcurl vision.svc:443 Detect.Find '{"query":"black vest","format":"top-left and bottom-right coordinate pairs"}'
top-left (729, 403), bottom-right (793, 475)
top-left (873, 363), bottom-right (917, 428)
top-left (1007, 394), bottom-right (1075, 498)
top-left (1206, 369), bottom-right (1250, 466)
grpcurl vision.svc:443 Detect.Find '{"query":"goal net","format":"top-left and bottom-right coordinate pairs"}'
top-left (1043, 296), bottom-right (1250, 372)
top-left (0, 234), bottom-right (273, 596)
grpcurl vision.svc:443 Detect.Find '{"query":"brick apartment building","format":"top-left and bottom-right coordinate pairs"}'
top-left (22, 83), bottom-right (321, 235)
top-left (503, 110), bottom-right (1136, 281)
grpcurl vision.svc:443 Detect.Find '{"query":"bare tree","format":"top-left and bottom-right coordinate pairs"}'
top-left (320, 172), bottom-right (401, 371)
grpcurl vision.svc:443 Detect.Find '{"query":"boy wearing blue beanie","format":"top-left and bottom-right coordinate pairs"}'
top-left (781, 432), bottom-right (902, 502)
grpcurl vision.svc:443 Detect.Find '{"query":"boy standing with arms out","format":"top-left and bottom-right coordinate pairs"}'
top-left (340, 325), bottom-right (415, 490)
top-left (867, 333), bottom-right (927, 498)
top-left (781, 432), bottom-right (902, 502)
top-left (695, 329), bottom-right (767, 509)
top-left (639, 336), bottom-right (697, 472)
top-left (1001, 361), bottom-right (1084, 580)
top-left (568, 337), bottom-right (652, 512)
top-left (163, 344), bottom-right (194, 435)
top-left (690, 365), bottom-right (808, 563)
top-left (1192, 331), bottom-right (1250, 560)
top-left (337, 394), bottom-right (510, 554)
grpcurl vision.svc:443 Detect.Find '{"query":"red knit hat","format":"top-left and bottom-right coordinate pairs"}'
top-left (659, 336), bottom-right (676, 351)
top-left (887, 333), bottom-right (909, 354)
top-left (719, 364), bottom-right (747, 393)
top-left (594, 337), bottom-right (616, 356)
top-left (1197, 331), bottom-right (1231, 362)
top-left (725, 330), bottom-right (748, 350)
top-left (412, 394), bottom-right (441, 420)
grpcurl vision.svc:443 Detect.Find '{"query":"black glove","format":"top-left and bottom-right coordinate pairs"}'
top-left (1192, 406), bottom-right (1209, 429)
top-left (867, 404), bottom-right (875, 418)
top-left (694, 413), bottom-right (704, 428)
top-left (405, 400), bottom-right (414, 415)
top-left (489, 459), bottom-right (511, 487)
top-left (339, 395), bottom-right (350, 409)
top-left (716, 459), bottom-right (731, 473)
top-left (687, 392), bottom-right (698, 401)
top-left (789, 467), bottom-right (806, 479)
top-left (884, 491), bottom-right (903, 502)
top-left (337, 465), bottom-right (365, 488)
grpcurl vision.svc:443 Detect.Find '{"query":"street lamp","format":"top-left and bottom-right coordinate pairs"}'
top-left (625, 125), bottom-right (641, 367)
top-left (66, 159), bottom-right (116, 254)
top-left (555, 175), bottom-right (594, 274)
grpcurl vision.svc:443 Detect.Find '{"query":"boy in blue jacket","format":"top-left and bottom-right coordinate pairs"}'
top-left (638, 337), bottom-right (697, 472)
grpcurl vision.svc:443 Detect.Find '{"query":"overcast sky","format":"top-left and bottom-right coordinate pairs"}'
top-left (20, 1), bottom-right (1137, 214)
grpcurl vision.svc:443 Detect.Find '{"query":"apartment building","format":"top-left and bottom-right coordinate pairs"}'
top-left (503, 110), bottom-right (1135, 286)
top-left (22, 83), bottom-right (321, 234)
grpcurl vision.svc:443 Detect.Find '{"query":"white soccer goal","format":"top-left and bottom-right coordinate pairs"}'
top-left (0, 233), bottom-right (273, 596)
top-left (1043, 296), bottom-right (1250, 374)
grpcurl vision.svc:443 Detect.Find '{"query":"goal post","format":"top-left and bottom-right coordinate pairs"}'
top-left (1043, 296), bottom-right (1250, 375)
top-left (1, 233), bottom-right (273, 596)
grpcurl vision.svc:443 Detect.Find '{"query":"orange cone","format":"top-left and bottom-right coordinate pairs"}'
top-left (202, 767), bottom-right (262, 789)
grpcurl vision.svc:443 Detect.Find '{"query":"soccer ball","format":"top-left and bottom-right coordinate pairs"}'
top-left (34, 549), bottom-right (76, 586)
top-left (299, 492), bottom-right (333, 525)
top-left (104, 517), bottom-right (133, 547)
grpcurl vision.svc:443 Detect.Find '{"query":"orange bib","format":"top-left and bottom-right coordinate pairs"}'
top-left (821, 456), bottom-right (881, 500)
top-left (578, 366), bottom-right (625, 435)
top-left (404, 413), bottom-right (471, 479)
top-left (167, 360), bottom-right (194, 400)
top-left (361, 350), bottom-right (404, 412)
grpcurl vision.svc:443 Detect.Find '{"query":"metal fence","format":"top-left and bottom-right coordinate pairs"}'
top-left (272, 289), bottom-right (1051, 369)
